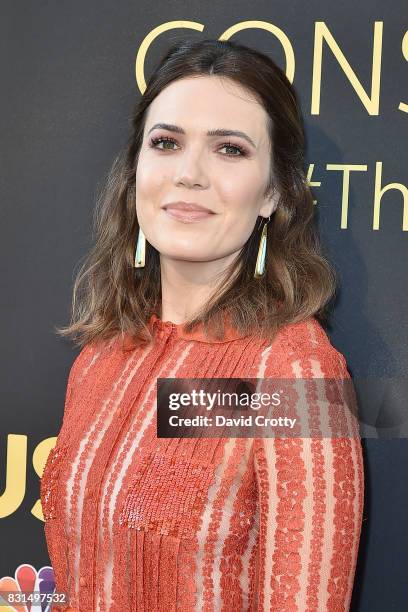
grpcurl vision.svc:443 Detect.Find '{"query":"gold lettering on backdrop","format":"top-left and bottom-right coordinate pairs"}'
top-left (32, 437), bottom-right (57, 520)
top-left (0, 434), bottom-right (27, 518)
top-left (0, 436), bottom-right (58, 520)
top-left (219, 21), bottom-right (295, 83)
top-left (136, 20), bottom-right (296, 92)
top-left (136, 21), bottom-right (205, 93)
top-left (373, 162), bottom-right (408, 230)
top-left (138, 21), bottom-right (405, 114)
top-left (326, 165), bottom-right (368, 228)
top-left (312, 22), bottom-right (383, 115)
top-left (399, 31), bottom-right (408, 113)
top-left (306, 163), bottom-right (321, 205)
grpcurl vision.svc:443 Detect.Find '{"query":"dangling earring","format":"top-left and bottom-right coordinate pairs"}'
top-left (134, 226), bottom-right (146, 268)
top-left (254, 215), bottom-right (271, 278)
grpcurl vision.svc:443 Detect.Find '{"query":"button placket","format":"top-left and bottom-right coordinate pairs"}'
top-left (155, 320), bottom-right (176, 342)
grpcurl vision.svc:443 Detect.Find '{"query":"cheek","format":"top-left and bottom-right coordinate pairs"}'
top-left (135, 161), bottom-right (165, 215)
top-left (136, 157), bottom-right (156, 192)
top-left (222, 182), bottom-right (261, 227)
top-left (218, 207), bottom-right (258, 253)
top-left (215, 187), bottom-right (261, 251)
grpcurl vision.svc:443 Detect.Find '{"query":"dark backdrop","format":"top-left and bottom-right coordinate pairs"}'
top-left (1, 1), bottom-right (407, 610)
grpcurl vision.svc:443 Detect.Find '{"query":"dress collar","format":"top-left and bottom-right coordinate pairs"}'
top-left (148, 312), bottom-right (247, 343)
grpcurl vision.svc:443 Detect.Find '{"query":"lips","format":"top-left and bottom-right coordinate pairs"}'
top-left (163, 208), bottom-right (215, 222)
top-left (161, 201), bottom-right (216, 223)
top-left (162, 201), bottom-right (215, 214)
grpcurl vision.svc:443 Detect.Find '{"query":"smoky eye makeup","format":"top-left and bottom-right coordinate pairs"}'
top-left (147, 134), bottom-right (250, 158)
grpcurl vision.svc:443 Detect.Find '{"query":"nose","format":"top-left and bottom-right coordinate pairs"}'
top-left (174, 148), bottom-right (208, 189)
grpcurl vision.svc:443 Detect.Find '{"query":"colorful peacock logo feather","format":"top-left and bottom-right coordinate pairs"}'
top-left (0, 563), bottom-right (56, 611)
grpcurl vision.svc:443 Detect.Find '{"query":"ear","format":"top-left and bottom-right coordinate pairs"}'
top-left (258, 186), bottom-right (280, 218)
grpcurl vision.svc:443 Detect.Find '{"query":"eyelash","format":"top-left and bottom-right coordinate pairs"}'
top-left (148, 135), bottom-right (249, 157)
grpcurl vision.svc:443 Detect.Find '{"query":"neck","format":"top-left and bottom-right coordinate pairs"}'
top-left (158, 252), bottom-right (239, 323)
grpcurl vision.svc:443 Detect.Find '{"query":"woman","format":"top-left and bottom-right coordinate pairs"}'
top-left (40, 38), bottom-right (364, 611)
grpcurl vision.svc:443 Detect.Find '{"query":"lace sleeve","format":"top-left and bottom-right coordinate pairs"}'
top-left (252, 342), bottom-right (364, 611)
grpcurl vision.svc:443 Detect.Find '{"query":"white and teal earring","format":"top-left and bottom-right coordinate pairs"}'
top-left (254, 215), bottom-right (271, 278)
top-left (134, 226), bottom-right (146, 268)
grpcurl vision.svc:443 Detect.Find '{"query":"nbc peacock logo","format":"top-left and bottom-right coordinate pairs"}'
top-left (0, 563), bottom-right (57, 611)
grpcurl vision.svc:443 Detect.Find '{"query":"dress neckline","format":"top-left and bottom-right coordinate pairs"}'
top-left (148, 312), bottom-right (246, 343)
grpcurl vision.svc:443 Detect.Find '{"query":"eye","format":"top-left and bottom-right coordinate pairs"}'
top-left (148, 136), bottom-right (248, 158)
top-left (149, 136), bottom-right (178, 151)
top-left (218, 142), bottom-right (248, 157)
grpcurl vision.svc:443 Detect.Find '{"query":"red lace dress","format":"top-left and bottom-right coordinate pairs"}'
top-left (40, 314), bottom-right (364, 611)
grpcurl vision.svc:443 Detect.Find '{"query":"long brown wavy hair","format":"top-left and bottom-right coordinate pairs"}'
top-left (56, 38), bottom-right (337, 349)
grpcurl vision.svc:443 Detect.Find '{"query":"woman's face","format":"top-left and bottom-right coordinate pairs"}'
top-left (135, 75), bottom-right (279, 265)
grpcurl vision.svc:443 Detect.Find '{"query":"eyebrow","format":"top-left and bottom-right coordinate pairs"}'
top-left (147, 123), bottom-right (257, 149)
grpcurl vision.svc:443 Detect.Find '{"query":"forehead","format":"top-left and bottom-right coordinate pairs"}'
top-left (145, 76), bottom-right (269, 146)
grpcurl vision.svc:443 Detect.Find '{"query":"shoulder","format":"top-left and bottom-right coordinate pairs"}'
top-left (262, 316), bottom-right (350, 379)
top-left (61, 337), bottom-right (119, 424)
top-left (66, 336), bottom-right (118, 387)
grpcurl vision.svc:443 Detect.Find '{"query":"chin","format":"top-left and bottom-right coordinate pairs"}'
top-left (159, 248), bottom-right (211, 262)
